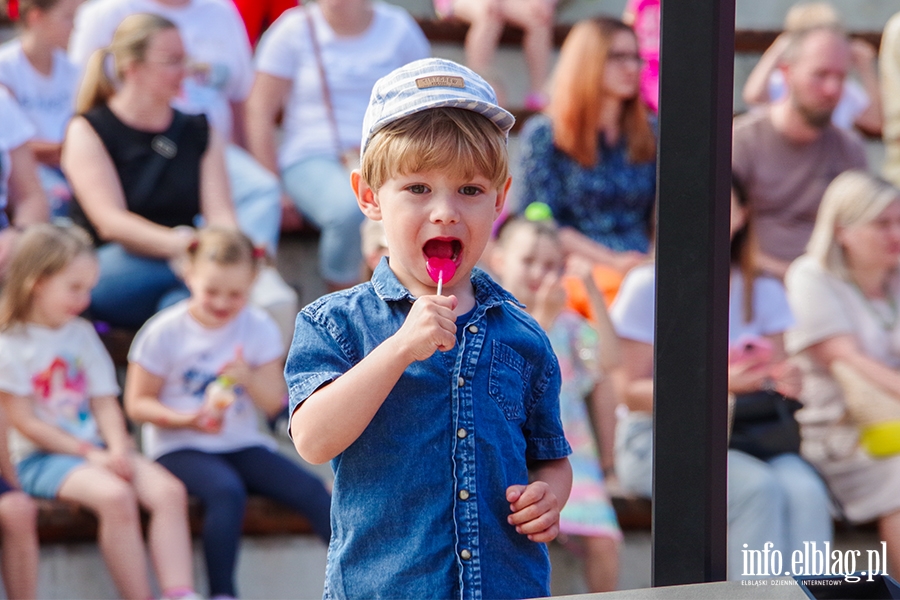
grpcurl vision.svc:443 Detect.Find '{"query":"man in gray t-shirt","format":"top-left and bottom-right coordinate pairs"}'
top-left (732, 25), bottom-right (867, 279)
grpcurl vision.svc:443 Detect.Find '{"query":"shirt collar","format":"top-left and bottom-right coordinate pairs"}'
top-left (370, 256), bottom-right (523, 310)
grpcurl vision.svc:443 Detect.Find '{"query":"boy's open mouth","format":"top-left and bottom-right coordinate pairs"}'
top-left (423, 238), bottom-right (462, 265)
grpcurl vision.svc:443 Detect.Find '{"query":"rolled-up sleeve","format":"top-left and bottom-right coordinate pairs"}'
top-left (284, 308), bottom-right (354, 415)
top-left (523, 354), bottom-right (571, 461)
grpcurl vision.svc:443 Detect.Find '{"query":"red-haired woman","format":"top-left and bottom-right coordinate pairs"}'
top-left (519, 17), bottom-right (656, 281)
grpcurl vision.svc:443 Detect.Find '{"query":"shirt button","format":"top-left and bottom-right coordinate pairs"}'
top-left (460, 549), bottom-right (472, 560)
top-left (458, 489), bottom-right (470, 500)
top-left (468, 325), bottom-right (478, 334)
top-left (457, 428), bottom-right (468, 439)
top-left (457, 376), bottom-right (465, 387)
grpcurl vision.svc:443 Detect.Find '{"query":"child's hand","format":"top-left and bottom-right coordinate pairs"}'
top-left (87, 448), bottom-right (133, 481)
top-left (393, 294), bottom-right (458, 362)
top-left (532, 272), bottom-right (566, 330)
top-left (219, 346), bottom-right (251, 388)
top-left (770, 360), bottom-right (802, 399)
top-left (727, 355), bottom-right (770, 395)
top-left (506, 481), bottom-right (561, 543)
top-left (107, 448), bottom-right (134, 481)
top-left (191, 406), bottom-right (223, 434)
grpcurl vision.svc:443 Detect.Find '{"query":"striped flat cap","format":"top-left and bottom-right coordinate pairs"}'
top-left (360, 58), bottom-right (515, 159)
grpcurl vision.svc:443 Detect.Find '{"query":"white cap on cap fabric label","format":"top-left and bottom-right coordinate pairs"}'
top-left (415, 76), bottom-right (465, 89)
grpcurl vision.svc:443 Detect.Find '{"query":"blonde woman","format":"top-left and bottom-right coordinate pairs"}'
top-left (786, 170), bottom-right (900, 576)
top-left (61, 13), bottom-right (236, 330)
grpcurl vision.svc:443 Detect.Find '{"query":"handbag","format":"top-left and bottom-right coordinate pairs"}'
top-left (831, 360), bottom-right (900, 457)
top-left (729, 389), bottom-right (803, 460)
top-left (302, 4), bottom-right (360, 170)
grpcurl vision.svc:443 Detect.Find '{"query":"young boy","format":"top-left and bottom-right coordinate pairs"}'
top-left (285, 58), bottom-right (572, 599)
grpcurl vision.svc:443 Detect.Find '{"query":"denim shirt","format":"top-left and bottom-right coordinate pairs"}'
top-left (286, 258), bottom-right (571, 600)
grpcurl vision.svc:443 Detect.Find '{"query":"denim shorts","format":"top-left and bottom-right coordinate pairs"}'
top-left (17, 452), bottom-right (86, 499)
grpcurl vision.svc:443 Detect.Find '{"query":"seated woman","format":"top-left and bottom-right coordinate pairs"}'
top-left (785, 170), bottom-right (900, 576)
top-left (246, 0), bottom-right (428, 290)
top-left (518, 17), bottom-right (656, 308)
top-left (0, 87), bottom-right (48, 273)
top-left (610, 181), bottom-right (832, 579)
top-left (61, 13), bottom-right (236, 330)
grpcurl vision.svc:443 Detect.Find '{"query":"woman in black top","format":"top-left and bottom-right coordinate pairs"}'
top-left (62, 13), bottom-right (236, 329)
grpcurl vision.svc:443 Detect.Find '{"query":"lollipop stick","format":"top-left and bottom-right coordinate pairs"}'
top-left (436, 271), bottom-right (443, 296)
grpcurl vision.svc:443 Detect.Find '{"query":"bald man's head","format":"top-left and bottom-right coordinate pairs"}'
top-left (781, 26), bottom-right (850, 129)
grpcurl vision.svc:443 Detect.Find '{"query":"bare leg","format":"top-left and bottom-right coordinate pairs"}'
top-left (130, 456), bottom-right (194, 593)
top-left (581, 535), bottom-right (619, 593)
top-left (878, 509), bottom-right (900, 576)
top-left (454, 0), bottom-right (505, 77)
top-left (0, 491), bottom-right (38, 599)
top-left (503, 0), bottom-right (555, 94)
top-left (58, 466), bottom-right (153, 600)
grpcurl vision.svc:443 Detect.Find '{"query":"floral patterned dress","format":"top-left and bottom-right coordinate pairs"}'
top-left (549, 310), bottom-right (623, 540)
top-left (518, 114), bottom-right (656, 254)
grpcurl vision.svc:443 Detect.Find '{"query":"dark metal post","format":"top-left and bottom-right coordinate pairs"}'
top-left (652, 0), bottom-right (735, 586)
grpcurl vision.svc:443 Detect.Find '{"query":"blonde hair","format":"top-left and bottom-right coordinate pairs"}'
top-left (186, 227), bottom-right (260, 272)
top-left (783, 2), bottom-right (840, 32)
top-left (806, 170), bottom-right (900, 279)
top-left (76, 13), bottom-right (177, 114)
top-left (360, 107), bottom-right (509, 192)
top-left (781, 23), bottom-right (846, 66)
top-left (0, 224), bottom-right (95, 330)
top-left (547, 17), bottom-right (656, 168)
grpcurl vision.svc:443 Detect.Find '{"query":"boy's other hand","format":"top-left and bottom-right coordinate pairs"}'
top-left (506, 481), bottom-right (561, 543)
top-left (394, 295), bottom-right (459, 362)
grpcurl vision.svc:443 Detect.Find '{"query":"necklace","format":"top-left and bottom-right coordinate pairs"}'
top-left (851, 279), bottom-right (899, 331)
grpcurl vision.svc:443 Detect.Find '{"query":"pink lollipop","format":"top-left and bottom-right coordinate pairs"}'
top-left (426, 257), bottom-right (456, 295)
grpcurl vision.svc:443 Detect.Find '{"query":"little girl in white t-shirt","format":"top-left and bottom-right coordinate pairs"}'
top-left (0, 0), bottom-right (81, 218)
top-left (125, 227), bottom-right (332, 599)
top-left (0, 223), bottom-right (198, 600)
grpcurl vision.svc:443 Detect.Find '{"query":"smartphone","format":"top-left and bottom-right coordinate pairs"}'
top-left (729, 336), bottom-right (774, 365)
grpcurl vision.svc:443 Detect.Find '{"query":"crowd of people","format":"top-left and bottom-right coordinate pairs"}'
top-left (0, 0), bottom-right (899, 597)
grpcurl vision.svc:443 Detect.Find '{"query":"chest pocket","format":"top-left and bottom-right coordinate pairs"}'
top-left (489, 341), bottom-right (533, 421)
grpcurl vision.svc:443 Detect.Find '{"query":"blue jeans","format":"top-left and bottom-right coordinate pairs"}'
top-left (158, 446), bottom-right (332, 598)
top-left (615, 412), bottom-right (833, 580)
top-left (227, 144), bottom-right (282, 255)
top-left (90, 244), bottom-right (189, 329)
top-left (282, 156), bottom-right (364, 285)
top-left (728, 451), bottom-right (833, 580)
